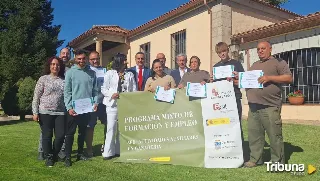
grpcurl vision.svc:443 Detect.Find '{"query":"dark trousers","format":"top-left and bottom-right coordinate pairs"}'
top-left (65, 113), bottom-right (90, 158)
top-left (39, 114), bottom-right (65, 157)
top-left (236, 99), bottom-right (244, 140)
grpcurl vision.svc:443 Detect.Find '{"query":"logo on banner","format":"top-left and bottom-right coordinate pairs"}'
top-left (214, 140), bottom-right (222, 150)
top-left (213, 103), bottom-right (227, 110)
top-left (211, 88), bottom-right (219, 98)
top-left (206, 118), bottom-right (230, 126)
top-left (211, 88), bottom-right (234, 99)
top-left (149, 157), bottom-right (171, 162)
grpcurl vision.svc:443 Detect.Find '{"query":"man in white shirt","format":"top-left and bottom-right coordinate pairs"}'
top-left (170, 53), bottom-right (190, 86)
top-left (87, 51), bottom-right (107, 158)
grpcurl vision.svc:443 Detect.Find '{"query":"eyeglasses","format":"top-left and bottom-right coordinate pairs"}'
top-left (90, 58), bottom-right (100, 61)
top-left (77, 58), bottom-right (86, 60)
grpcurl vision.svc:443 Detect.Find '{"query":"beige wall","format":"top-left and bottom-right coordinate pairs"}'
top-left (231, 8), bottom-right (279, 35)
top-left (129, 6), bottom-right (211, 71)
top-left (102, 44), bottom-right (129, 67)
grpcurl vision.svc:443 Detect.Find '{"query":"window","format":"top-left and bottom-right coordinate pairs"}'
top-left (171, 30), bottom-right (186, 69)
top-left (274, 48), bottom-right (320, 104)
top-left (140, 42), bottom-right (151, 68)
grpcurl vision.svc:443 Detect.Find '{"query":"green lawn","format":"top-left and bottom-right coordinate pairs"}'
top-left (0, 120), bottom-right (319, 181)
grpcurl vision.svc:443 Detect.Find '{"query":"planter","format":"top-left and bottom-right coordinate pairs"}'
top-left (288, 96), bottom-right (305, 105)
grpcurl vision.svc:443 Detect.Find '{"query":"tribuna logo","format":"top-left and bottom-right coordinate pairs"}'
top-left (265, 162), bottom-right (305, 175)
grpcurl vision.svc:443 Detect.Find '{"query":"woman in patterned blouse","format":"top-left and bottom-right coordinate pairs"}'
top-left (31, 56), bottom-right (66, 167)
top-left (101, 53), bottom-right (136, 160)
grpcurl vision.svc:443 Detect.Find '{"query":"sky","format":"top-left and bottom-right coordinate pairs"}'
top-left (51, 0), bottom-right (320, 51)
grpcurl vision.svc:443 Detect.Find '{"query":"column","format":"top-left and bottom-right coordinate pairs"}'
top-left (95, 39), bottom-right (103, 66)
top-left (211, 1), bottom-right (232, 65)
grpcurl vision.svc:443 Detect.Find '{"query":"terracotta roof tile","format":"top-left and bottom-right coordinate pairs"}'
top-left (69, 0), bottom-right (300, 47)
top-left (68, 25), bottom-right (128, 47)
top-left (231, 12), bottom-right (320, 43)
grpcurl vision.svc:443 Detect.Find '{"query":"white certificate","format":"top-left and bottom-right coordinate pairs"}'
top-left (154, 86), bottom-right (176, 104)
top-left (213, 65), bottom-right (234, 79)
top-left (94, 68), bottom-right (107, 78)
top-left (186, 82), bottom-right (207, 98)
top-left (238, 70), bottom-right (264, 88)
top-left (72, 98), bottom-right (94, 115)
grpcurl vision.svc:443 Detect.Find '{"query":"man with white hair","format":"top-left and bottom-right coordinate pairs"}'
top-left (170, 53), bottom-right (190, 86)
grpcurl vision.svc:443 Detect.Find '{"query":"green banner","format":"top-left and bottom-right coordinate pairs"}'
top-left (116, 89), bottom-right (205, 167)
top-left (115, 81), bottom-right (244, 168)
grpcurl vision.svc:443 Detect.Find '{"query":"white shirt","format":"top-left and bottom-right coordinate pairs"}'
top-left (136, 65), bottom-right (145, 83)
top-left (179, 68), bottom-right (187, 78)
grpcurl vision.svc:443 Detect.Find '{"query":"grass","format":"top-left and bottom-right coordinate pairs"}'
top-left (0, 120), bottom-right (319, 181)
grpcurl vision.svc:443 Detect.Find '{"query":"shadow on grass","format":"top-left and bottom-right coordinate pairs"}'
top-left (0, 119), bottom-right (32, 126)
top-left (243, 141), bottom-right (303, 163)
top-left (71, 144), bottom-right (103, 157)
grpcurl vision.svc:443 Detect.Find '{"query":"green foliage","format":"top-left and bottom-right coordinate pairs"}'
top-left (1, 84), bottom-right (19, 116)
top-left (17, 77), bottom-right (36, 113)
top-left (264, 0), bottom-right (288, 6)
top-left (0, 0), bottom-right (64, 100)
top-left (107, 61), bottom-right (113, 70)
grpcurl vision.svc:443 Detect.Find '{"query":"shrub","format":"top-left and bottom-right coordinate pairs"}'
top-left (1, 77), bottom-right (36, 119)
top-left (1, 85), bottom-right (19, 116)
top-left (17, 77), bottom-right (36, 113)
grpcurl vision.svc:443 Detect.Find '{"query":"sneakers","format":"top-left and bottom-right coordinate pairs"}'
top-left (65, 158), bottom-right (72, 167)
top-left (45, 155), bottom-right (54, 167)
top-left (38, 152), bottom-right (44, 160)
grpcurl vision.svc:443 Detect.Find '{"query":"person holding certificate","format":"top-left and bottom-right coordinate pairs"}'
top-left (178, 56), bottom-right (210, 88)
top-left (32, 56), bottom-right (66, 167)
top-left (87, 51), bottom-right (107, 158)
top-left (238, 41), bottom-right (292, 168)
top-left (64, 50), bottom-right (99, 167)
top-left (212, 42), bottom-right (245, 122)
top-left (101, 53), bottom-right (136, 160)
top-left (144, 59), bottom-right (176, 93)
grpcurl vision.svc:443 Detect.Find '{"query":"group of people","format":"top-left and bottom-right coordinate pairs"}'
top-left (32, 40), bottom-right (292, 168)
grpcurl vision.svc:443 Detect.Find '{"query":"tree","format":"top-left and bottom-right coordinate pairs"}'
top-left (0, 0), bottom-right (64, 100)
top-left (264, 0), bottom-right (288, 7)
top-left (0, 0), bottom-right (64, 116)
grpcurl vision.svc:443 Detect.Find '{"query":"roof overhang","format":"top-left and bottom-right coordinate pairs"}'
top-left (68, 25), bottom-right (128, 48)
top-left (231, 12), bottom-right (320, 44)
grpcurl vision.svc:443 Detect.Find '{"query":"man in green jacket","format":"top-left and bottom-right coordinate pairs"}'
top-left (64, 50), bottom-right (98, 167)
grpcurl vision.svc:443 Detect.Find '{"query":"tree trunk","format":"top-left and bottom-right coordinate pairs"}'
top-left (19, 113), bottom-right (25, 120)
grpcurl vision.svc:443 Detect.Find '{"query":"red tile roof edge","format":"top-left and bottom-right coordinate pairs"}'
top-left (231, 11), bottom-right (320, 43)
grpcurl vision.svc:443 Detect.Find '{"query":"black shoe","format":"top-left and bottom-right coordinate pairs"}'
top-left (38, 152), bottom-right (44, 160)
top-left (76, 154), bottom-right (89, 161)
top-left (103, 156), bottom-right (114, 160)
top-left (64, 158), bottom-right (72, 167)
top-left (45, 155), bottom-right (54, 167)
top-left (115, 154), bottom-right (120, 157)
